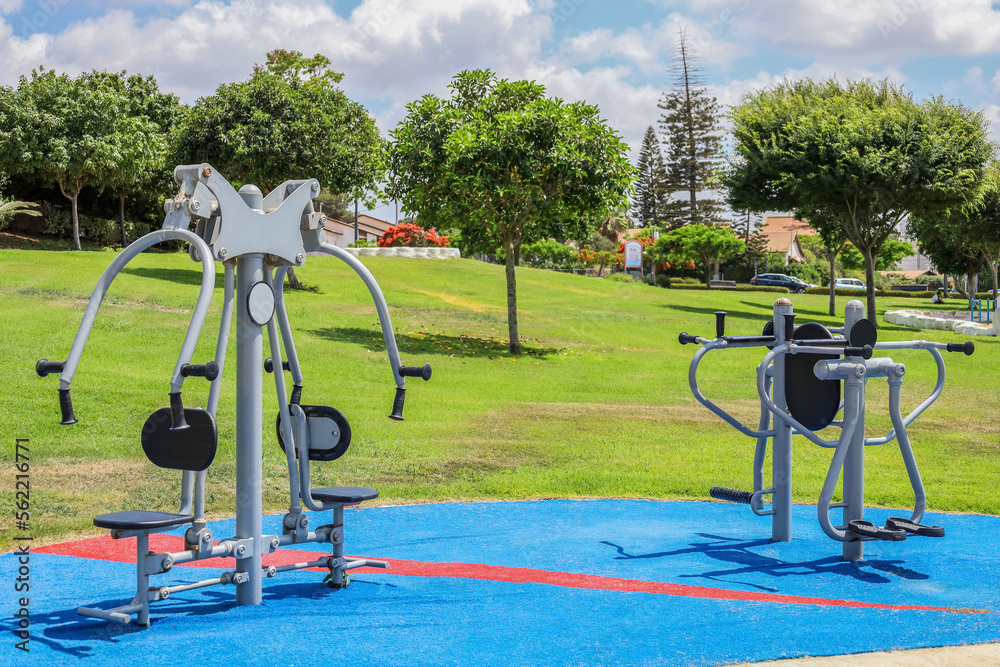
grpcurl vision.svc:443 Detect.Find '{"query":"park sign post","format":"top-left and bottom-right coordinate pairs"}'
top-left (624, 240), bottom-right (643, 277)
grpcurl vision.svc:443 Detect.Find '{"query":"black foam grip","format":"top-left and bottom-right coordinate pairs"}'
top-left (264, 358), bottom-right (291, 374)
top-left (181, 361), bottom-right (219, 381)
top-left (710, 486), bottom-right (753, 504)
top-left (399, 364), bottom-right (432, 381)
top-left (36, 359), bottom-right (65, 377)
top-left (783, 313), bottom-right (795, 340)
top-left (290, 384), bottom-right (302, 405)
top-left (678, 332), bottom-right (699, 345)
top-left (58, 388), bottom-right (78, 425)
top-left (169, 392), bottom-right (189, 430)
top-left (947, 341), bottom-right (975, 356)
top-left (389, 387), bottom-right (405, 421)
top-left (844, 345), bottom-right (873, 360)
top-left (714, 311), bottom-right (726, 338)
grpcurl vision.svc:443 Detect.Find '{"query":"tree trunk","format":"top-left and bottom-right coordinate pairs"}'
top-left (504, 233), bottom-right (521, 354)
top-left (57, 179), bottom-right (83, 251)
top-left (862, 246), bottom-right (877, 326)
top-left (828, 250), bottom-right (836, 316)
top-left (704, 256), bottom-right (712, 286)
top-left (991, 260), bottom-right (998, 300)
top-left (118, 191), bottom-right (128, 247)
top-left (286, 266), bottom-right (304, 290)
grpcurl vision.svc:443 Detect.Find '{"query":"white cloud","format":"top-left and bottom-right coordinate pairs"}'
top-left (702, 0), bottom-right (1000, 62)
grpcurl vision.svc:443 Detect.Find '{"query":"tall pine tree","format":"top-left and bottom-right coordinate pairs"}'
top-left (632, 125), bottom-right (669, 227)
top-left (657, 28), bottom-right (725, 227)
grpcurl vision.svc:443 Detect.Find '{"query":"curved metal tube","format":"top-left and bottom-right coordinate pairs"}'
top-left (887, 378), bottom-right (926, 523)
top-left (272, 266), bottom-right (304, 386)
top-left (816, 378), bottom-right (864, 542)
top-left (59, 229), bottom-right (216, 393)
top-left (756, 345), bottom-right (842, 449)
top-left (752, 372), bottom-right (772, 510)
top-left (690, 341), bottom-right (775, 438)
top-left (866, 347), bottom-right (946, 445)
top-left (265, 269), bottom-right (302, 514)
top-left (317, 242), bottom-right (404, 388)
top-left (189, 263), bottom-right (235, 519)
top-left (292, 404), bottom-right (328, 512)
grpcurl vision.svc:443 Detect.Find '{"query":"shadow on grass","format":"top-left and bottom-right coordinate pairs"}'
top-left (121, 266), bottom-right (223, 288)
top-left (308, 326), bottom-right (562, 359)
top-left (668, 304), bottom-right (771, 322)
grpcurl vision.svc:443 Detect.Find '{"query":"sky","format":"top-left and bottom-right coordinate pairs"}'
top-left (2, 0), bottom-right (1000, 218)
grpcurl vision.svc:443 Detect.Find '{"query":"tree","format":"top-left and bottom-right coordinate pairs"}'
top-left (840, 238), bottom-right (914, 272)
top-left (632, 126), bottom-right (668, 226)
top-left (657, 28), bottom-right (726, 227)
top-left (653, 223), bottom-right (745, 285)
top-left (0, 69), bottom-right (136, 250)
top-left (175, 50), bottom-right (385, 196)
top-left (725, 78), bottom-right (993, 323)
top-left (91, 72), bottom-right (179, 246)
top-left (798, 219), bottom-right (849, 315)
top-left (909, 162), bottom-right (1000, 299)
top-left (387, 69), bottom-right (633, 353)
top-left (175, 49), bottom-right (386, 289)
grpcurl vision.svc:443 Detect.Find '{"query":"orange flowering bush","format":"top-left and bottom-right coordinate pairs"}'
top-left (378, 222), bottom-right (450, 248)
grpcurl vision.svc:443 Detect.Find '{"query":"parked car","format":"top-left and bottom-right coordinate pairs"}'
top-left (831, 278), bottom-right (867, 291)
top-left (750, 273), bottom-right (811, 293)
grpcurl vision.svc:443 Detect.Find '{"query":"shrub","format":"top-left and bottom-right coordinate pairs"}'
top-left (655, 273), bottom-right (672, 288)
top-left (606, 272), bottom-right (637, 283)
top-left (519, 239), bottom-right (577, 268)
top-left (348, 239), bottom-right (377, 248)
top-left (378, 222), bottom-right (449, 248)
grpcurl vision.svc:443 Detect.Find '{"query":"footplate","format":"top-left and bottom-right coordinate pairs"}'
top-left (710, 487), bottom-right (753, 504)
top-left (886, 517), bottom-right (945, 538)
top-left (846, 520), bottom-right (907, 541)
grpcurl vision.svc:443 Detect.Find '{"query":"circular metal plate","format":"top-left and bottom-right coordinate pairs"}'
top-left (247, 281), bottom-right (275, 326)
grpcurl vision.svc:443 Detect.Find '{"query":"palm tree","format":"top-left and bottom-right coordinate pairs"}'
top-left (0, 199), bottom-right (41, 226)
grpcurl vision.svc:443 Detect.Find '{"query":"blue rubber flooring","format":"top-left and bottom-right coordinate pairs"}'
top-left (3, 499), bottom-right (999, 666)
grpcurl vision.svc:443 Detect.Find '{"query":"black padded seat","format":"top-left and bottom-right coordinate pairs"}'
top-left (310, 486), bottom-right (378, 504)
top-left (94, 510), bottom-right (194, 530)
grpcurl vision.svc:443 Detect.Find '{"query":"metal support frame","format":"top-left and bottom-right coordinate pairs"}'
top-left (39, 164), bottom-right (413, 625)
top-left (683, 298), bottom-right (968, 561)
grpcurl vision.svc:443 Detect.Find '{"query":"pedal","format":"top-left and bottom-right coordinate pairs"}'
top-left (710, 487), bottom-right (753, 504)
top-left (846, 520), bottom-right (906, 541)
top-left (886, 517), bottom-right (945, 538)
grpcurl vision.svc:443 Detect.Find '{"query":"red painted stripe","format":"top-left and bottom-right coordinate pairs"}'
top-left (34, 535), bottom-right (987, 614)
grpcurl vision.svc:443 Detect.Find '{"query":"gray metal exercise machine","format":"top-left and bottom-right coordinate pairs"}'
top-left (679, 298), bottom-right (974, 561)
top-left (36, 164), bottom-right (431, 624)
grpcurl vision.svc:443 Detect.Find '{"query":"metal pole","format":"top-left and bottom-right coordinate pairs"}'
top-left (842, 299), bottom-right (866, 561)
top-left (771, 297), bottom-right (793, 542)
top-left (235, 253), bottom-right (264, 603)
top-left (354, 199), bottom-right (358, 244)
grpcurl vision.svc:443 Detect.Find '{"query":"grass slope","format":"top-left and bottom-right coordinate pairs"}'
top-left (1, 249), bottom-right (998, 548)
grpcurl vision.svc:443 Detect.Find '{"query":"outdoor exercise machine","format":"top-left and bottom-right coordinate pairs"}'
top-left (35, 164), bottom-right (431, 625)
top-left (679, 297), bottom-right (974, 561)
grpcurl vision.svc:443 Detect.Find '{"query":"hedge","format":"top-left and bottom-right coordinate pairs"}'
top-left (671, 284), bottom-right (787, 293)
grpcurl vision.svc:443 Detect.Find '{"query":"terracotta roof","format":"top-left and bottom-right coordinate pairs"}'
top-left (324, 216), bottom-right (390, 237)
top-left (879, 269), bottom-right (937, 280)
top-left (762, 215), bottom-right (814, 235)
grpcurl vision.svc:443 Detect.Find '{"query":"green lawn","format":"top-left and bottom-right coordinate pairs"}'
top-left (1, 248), bottom-right (998, 549)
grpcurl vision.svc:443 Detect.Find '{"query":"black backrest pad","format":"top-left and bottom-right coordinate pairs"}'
top-left (786, 322), bottom-right (841, 431)
top-left (141, 407), bottom-right (218, 471)
top-left (276, 404), bottom-right (352, 462)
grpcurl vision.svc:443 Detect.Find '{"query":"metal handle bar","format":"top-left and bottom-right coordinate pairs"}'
top-left (317, 242), bottom-right (405, 389)
top-left (47, 228), bottom-right (216, 400)
top-left (865, 342), bottom-right (949, 445)
top-left (756, 344), bottom-right (843, 449)
top-left (816, 376), bottom-right (864, 541)
top-left (688, 340), bottom-right (775, 438)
